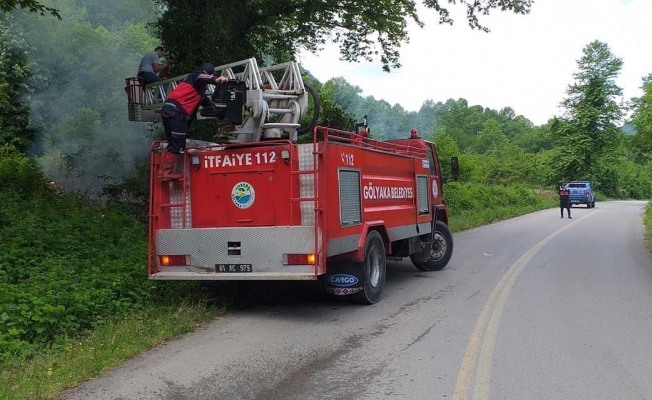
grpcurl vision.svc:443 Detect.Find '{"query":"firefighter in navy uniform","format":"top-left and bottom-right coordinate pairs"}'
top-left (558, 185), bottom-right (571, 219)
top-left (159, 63), bottom-right (228, 180)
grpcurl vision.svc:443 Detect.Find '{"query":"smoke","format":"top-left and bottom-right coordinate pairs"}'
top-left (15, 0), bottom-right (161, 195)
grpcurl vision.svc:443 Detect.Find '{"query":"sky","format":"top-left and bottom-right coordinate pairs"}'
top-left (296, 0), bottom-right (651, 126)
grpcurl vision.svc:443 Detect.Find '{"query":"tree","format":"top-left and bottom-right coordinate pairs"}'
top-left (430, 129), bottom-right (460, 179)
top-left (435, 99), bottom-right (486, 152)
top-left (512, 121), bottom-right (553, 153)
top-left (629, 74), bottom-right (652, 160)
top-left (550, 40), bottom-right (624, 190)
top-left (479, 144), bottom-right (538, 185)
top-left (0, 14), bottom-right (35, 153)
top-left (155, 0), bottom-right (533, 73)
top-left (472, 118), bottom-right (508, 153)
top-left (12, 0), bottom-right (161, 192)
top-left (0, 0), bottom-right (59, 19)
top-left (297, 78), bottom-right (357, 144)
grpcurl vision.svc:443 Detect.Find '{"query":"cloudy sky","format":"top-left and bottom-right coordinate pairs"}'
top-left (297, 0), bottom-right (651, 126)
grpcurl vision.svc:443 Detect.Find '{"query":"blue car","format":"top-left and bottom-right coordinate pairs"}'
top-left (565, 181), bottom-right (596, 208)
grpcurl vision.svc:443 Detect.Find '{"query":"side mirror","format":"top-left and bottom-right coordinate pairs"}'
top-left (451, 156), bottom-right (459, 180)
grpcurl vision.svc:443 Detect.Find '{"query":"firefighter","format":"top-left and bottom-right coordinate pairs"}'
top-left (137, 46), bottom-right (172, 85)
top-left (159, 63), bottom-right (228, 180)
top-left (558, 184), bottom-right (571, 219)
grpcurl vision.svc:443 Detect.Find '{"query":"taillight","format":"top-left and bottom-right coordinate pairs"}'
top-left (159, 255), bottom-right (188, 266)
top-left (284, 254), bottom-right (316, 265)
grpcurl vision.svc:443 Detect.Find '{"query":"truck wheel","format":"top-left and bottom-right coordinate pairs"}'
top-left (411, 221), bottom-right (453, 271)
top-left (351, 230), bottom-right (386, 305)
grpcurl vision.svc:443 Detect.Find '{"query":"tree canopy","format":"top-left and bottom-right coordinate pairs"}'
top-left (0, 0), bottom-right (59, 18)
top-left (0, 14), bottom-right (35, 153)
top-left (629, 74), bottom-right (652, 160)
top-left (551, 40), bottom-right (624, 190)
top-left (156, 0), bottom-right (533, 73)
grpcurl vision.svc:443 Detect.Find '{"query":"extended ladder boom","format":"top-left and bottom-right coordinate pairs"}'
top-left (125, 58), bottom-right (314, 143)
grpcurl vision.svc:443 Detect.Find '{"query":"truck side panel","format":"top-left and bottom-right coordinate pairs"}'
top-left (321, 140), bottom-right (432, 259)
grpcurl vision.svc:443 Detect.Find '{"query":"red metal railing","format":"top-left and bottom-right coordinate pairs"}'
top-left (315, 126), bottom-right (428, 158)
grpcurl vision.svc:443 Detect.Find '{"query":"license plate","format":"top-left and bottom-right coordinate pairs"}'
top-left (215, 263), bottom-right (252, 273)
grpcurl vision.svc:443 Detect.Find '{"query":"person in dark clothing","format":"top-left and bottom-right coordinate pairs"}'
top-left (159, 62), bottom-right (228, 180)
top-left (559, 185), bottom-right (571, 219)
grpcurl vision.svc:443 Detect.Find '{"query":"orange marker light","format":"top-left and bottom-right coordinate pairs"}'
top-left (159, 255), bottom-right (187, 266)
top-left (285, 254), bottom-right (316, 265)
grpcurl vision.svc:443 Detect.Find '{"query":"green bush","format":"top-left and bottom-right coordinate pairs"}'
top-left (0, 155), bottom-right (155, 362)
top-left (444, 181), bottom-right (557, 231)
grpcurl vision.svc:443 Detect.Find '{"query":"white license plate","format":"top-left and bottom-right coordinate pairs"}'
top-left (215, 264), bottom-right (252, 273)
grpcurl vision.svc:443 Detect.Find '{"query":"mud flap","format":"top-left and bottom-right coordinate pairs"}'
top-left (411, 206), bottom-right (439, 264)
top-left (429, 205), bottom-right (439, 241)
top-left (323, 263), bottom-right (364, 296)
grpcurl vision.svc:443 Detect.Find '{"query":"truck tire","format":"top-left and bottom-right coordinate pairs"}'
top-left (351, 230), bottom-right (387, 305)
top-left (410, 221), bottom-right (453, 271)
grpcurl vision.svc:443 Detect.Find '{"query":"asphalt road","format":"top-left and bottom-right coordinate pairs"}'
top-left (63, 201), bottom-right (652, 400)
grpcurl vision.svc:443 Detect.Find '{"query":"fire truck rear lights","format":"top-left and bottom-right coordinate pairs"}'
top-left (191, 155), bottom-right (200, 169)
top-left (160, 255), bottom-right (188, 266)
top-left (284, 254), bottom-right (316, 265)
top-left (281, 149), bottom-right (290, 161)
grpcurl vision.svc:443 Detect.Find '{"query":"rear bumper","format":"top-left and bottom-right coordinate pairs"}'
top-left (152, 226), bottom-right (319, 280)
top-left (569, 196), bottom-right (591, 203)
top-left (150, 271), bottom-right (318, 281)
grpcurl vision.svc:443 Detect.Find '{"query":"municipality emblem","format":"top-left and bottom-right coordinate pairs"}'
top-left (231, 182), bottom-right (255, 209)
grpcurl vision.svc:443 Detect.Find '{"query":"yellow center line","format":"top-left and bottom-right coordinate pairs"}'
top-left (453, 209), bottom-right (603, 400)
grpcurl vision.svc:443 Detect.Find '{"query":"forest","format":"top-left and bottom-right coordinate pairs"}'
top-left (0, 0), bottom-right (651, 398)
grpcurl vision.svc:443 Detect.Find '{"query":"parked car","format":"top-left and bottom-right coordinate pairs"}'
top-left (565, 181), bottom-right (595, 208)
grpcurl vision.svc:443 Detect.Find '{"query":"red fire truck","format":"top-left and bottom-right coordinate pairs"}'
top-left (125, 58), bottom-right (458, 304)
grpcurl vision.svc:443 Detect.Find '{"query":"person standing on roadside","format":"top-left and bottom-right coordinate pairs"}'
top-left (559, 185), bottom-right (571, 219)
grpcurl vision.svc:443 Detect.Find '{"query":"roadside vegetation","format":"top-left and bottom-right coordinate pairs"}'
top-left (646, 203), bottom-right (652, 253)
top-left (1, 0), bottom-right (651, 399)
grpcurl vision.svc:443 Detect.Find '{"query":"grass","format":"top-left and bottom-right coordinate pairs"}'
top-left (645, 201), bottom-right (652, 252)
top-left (444, 182), bottom-right (558, 232)
top-left (0, 302), bottom-right (224, 400)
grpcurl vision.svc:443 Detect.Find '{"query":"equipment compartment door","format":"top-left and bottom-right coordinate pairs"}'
top-left (220, 172), bottom-right (275, 226)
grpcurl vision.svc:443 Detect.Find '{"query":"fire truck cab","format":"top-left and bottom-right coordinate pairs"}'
top-left (125, 58), bottom-right (458, 304)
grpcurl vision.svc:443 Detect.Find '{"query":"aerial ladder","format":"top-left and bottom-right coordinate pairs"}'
top-left (124, 58), bottom-right (319, 143)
